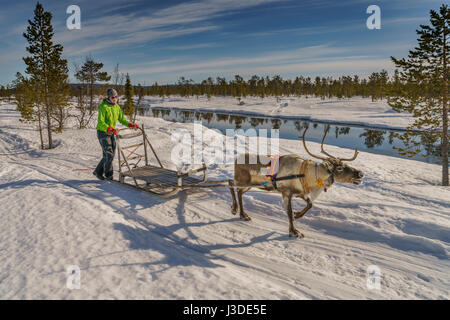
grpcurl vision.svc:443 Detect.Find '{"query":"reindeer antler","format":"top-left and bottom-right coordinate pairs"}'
top-left (301, 126), bottom-right (328, 161)
top-left (320, 124), bottom-right (359, 162)
top-left (320, 125), bottom-right (335, 158)
top-left (339, 149), bottom-right (359, 161)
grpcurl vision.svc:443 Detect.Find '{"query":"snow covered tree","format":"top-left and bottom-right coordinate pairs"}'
top-left (23, 2), bottom-right (69, 148)
top-left (123, 73), bottom-right (135, 119)
top-left (390, 4), bottom-right (449, 186)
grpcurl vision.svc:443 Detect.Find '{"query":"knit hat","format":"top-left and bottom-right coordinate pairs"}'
top-left (107, 88), bottom-right (118, 97)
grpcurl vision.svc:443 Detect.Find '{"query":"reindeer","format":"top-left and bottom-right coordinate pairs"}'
top-left (228, 126), bottom-right (365, 238)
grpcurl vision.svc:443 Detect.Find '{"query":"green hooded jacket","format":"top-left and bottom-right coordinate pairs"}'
top-left (96, 99), bottom-right (130, 132)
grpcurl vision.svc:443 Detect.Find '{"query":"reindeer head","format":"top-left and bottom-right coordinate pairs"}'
top-left (301, 125), bottom-right (364, 185)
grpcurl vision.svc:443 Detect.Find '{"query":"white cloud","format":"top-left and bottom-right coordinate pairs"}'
top-left (122, 42), bottom-right (403, 77)
top-left (382, 16), bottom-right (428, 25)
top-left (54, 0), bottom-right (285, 57)
top-left (61, 26), bottom-right (218, 57)
top-left (163, 43), bottom-right (220, 50)
top-left (190, 58), bottom-right (393, 78)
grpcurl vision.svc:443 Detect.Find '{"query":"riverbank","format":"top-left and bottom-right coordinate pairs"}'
top-left (142, 95), bottom-right (413, 131)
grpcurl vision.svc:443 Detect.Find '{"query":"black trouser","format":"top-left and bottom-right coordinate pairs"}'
top-left (94, 130), bottom-right (116, 178)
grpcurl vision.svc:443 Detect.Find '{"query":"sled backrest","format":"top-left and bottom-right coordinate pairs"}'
top-left (116, 124), bottom-right (163, 176)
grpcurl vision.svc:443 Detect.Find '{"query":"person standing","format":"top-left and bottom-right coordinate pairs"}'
top-left (93, 88), bottom-right (139, 180)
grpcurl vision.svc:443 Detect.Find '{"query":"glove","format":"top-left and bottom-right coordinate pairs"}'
top-left (107, 126), bottom-right (117, 135)
top-left (128, 123), bottom-right (139, 129)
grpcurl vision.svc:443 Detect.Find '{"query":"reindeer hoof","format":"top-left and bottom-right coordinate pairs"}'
top-left (240, 213), bottom-right (251, 221)
top-left (231, 205), bottom-right (238, 215)
top-left (289, 229), bottom-right (304, 238)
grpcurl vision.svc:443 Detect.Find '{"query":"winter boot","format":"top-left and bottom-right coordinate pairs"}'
top-left (93, 171), bottom-right (105, 180)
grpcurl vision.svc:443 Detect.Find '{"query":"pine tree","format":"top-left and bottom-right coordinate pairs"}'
top-left (49, 71), bottom-right (70, 133)
top-left (206, 77), bottom-right (214, 100)
top-left (368, 72), bottom-right (379, 101)
top-left (133, 83), bottom-right (144, 122)
top-left (6, 84), bottom-right (13, 102)
top-left (23, 2), bottom-right (69, 149)
top-left (13, 72), bottom-right (45, 149)
top-left (123, 73), bottom-right (135, 119)
top-left (74, 56), bottom-right (110, 115)
top-left (152, 82), bottom-right (159, 96)
top-left (158, 83), bottom-right (165, 99)
top-left (234, 75), bottom-right (244, 100)
top-left (390, 4), bottom-right (449, 186)
top-left (378, 69), bottom-right (389, 100)
top-left (74, 57), bottom-right (110, 128)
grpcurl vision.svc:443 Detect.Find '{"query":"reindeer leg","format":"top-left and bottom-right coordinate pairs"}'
top-left (294, 198), bottom-right (312, 220)
top-left (228, 179), bottom-right (238, 215)
top-left (282, 192), bottom-right (304, 238)
top-left (237, 187), bottom-right (251, 221)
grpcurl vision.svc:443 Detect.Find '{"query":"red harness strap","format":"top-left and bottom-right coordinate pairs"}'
top-left (265, 155), bottom-right (280, 180)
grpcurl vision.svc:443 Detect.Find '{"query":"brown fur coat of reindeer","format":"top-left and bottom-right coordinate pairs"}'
top-left (228, 126), bottom-right (365, 238)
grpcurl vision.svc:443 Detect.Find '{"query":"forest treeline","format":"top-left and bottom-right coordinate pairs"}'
top-left (0, 69), bottom-right (397, 102)
top-left (136, 71), bottom-right (395, 101)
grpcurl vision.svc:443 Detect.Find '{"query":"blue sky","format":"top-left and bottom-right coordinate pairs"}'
top-left (0, 0), bottom-right (445, 85)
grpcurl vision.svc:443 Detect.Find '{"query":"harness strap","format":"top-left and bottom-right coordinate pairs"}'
top-left (266, 155), bottom-right (280, 177)
top-left (315, 163), bottom-right (324, 188)
top-left (265, 174), bottom-right (305, 190)
top-left (263, 159), bottom-right (332, 193)
top-left (273, 174), bottom-right (305, 181)
top-left (263, 156), bottom-right (315, 191)
top-left (300, 160), bottom-right (310, 194)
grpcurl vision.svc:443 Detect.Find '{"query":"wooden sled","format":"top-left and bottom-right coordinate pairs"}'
top-left (116, 125), bottom-right (211, 197)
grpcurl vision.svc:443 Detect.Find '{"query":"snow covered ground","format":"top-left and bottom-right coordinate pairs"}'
top-left (0, 99), bottom-right (448, 299)
top-left (143, 96), bottom-right (413, 130)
